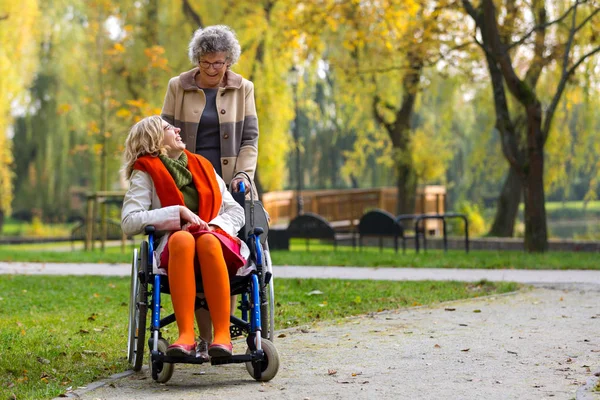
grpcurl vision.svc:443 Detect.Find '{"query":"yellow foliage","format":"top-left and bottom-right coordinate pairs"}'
top-left (0, 0), bottom-right (40, 216)
top-left (116, 108), bottom-right (131, 118)
top-left (56, 104), bottom-right (72, 115)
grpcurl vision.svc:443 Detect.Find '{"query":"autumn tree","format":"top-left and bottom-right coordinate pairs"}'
top-left (463, 0), bottom-right (600, 251)
top-left (0, 0), bottom-right (39, 231)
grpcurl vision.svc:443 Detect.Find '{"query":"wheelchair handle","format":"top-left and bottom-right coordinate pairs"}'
top-left (239, 181), bottom-right (245, 194)
top-left (145, 225), bottom-right (156, 234)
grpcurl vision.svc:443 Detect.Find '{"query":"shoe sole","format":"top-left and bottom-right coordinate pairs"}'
top-left (208, 346), bottom-right (232, 358)
top-left (166, 347), bottom-right (196, 358)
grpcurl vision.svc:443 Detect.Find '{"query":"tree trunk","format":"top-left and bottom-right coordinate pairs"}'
top-left (0, 210), bottom-right (4, 234)
top-left (488, 166), bottom-right (522, 237)
top-left (523, 107), bottom-right (548, 251)
top-left (395, 152), bottom-right (417, 216)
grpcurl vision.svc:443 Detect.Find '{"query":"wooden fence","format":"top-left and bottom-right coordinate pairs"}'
top-left (262, 186), bottom-right (446, 232)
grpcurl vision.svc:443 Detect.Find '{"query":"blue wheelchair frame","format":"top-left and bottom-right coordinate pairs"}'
top-left (128, 182), bottom-right (277, 383)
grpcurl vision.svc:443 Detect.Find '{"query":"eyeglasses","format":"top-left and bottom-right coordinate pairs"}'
top-left (163, 124), bottom-right (176, 131)
top-left (199, 61), bottom-right (227, 70)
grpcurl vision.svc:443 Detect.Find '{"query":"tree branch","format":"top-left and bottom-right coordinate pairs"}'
top-left (0, 14), bottom-right (8, 21)
top-left (543, 45), bottom-right (600, 139)
top-left (574, 6), bottom-right (600, 34)
top-left (506, 0), bottom-right (588, 50)
top-left (182, 0), bottom-right (203, 27)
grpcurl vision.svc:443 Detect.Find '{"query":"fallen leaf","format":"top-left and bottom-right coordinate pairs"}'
top-left (79, 329), bottom-right (89, 334)
top-left (328, 369), bottom-right (337, 375)
top-left (306, 290), bottom-right (324, 296)
top-left (459, 324), bottom-right (468, 326)
top-left (473, 309), bottom-right (481, 313)
top-left (434, 344), bottom-right (441, 348)
top-left (461, 348), bottom-right (470, 352)
top-left (37, 357), bottom-right (50, 364)
top-left (277, 333), bottom-right (286, 338)
top-left (444, 308), bottom-right (456, 311)
top-left (507, 351), bottom-right (518, 356)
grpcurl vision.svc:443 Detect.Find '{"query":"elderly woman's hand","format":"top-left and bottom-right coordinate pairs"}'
top-left (179, 206), bottom-right (209, 231)
top-left (231, 176), bottom-right (250, 193)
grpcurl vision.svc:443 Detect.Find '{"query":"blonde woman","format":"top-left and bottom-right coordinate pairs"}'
top-left (121, 116), bottom-right (248, 358)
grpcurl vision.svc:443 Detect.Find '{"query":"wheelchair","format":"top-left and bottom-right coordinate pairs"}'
top-left (126, 181), bottom-right (278, 383)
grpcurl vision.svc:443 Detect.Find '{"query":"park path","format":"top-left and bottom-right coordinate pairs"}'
top-left (2, 261), bottom-right (600, 285)
top-left (2, 262), bottom-right (598, 399)
top-left (68, 285), bottom-right (600, 400)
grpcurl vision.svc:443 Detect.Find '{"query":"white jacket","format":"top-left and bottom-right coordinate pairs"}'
top-left (121, 169), bottom-right (249, 274)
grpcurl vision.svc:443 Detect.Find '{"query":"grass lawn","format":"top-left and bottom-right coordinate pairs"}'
top-left (273, 243), bottom-right (600, 270)
top-left (0, 240), bottom-right (598, 269)
top-left (0, 274), bottom-right (519, 400)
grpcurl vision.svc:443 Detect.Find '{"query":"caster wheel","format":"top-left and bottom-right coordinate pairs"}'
top-left (150, 338), bottom-right (174, 383)
top-left (245, 338), bottom-right (279, 382)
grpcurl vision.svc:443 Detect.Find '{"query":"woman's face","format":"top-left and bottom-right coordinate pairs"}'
top-left (197, 52), bottom-right (229, 88)
top-left (161, 121), bottom-right (185, 157)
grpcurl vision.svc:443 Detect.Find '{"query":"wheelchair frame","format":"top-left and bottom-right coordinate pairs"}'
top-left (126, 184), bottom-right (278, 383)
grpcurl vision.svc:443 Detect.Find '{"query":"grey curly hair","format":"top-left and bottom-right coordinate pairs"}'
top-left (188, 25), bottom-right (241, 66)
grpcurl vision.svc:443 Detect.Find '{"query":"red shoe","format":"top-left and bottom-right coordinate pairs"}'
top-left (166, 342), bottom-right (197, 358)
top-left (208, 342), bottom-right (233, 358)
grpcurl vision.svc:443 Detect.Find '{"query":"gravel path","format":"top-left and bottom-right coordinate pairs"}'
top-left (72, 284), bottom-right (600, 400)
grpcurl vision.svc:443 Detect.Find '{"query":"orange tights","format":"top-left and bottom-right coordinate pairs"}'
top-left (168, 230), bottom-right (231, 346)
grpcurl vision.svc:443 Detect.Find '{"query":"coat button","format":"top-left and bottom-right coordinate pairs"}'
top-left (223, 134), bottom-right (229, 139)
top-left (223, 159), bottom-right (229, 165)
top-left (220, 109), bottom-right (226, 114)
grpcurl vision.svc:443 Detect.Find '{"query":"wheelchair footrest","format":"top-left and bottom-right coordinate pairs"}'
top-left (154, 352), bottom-right (261, 366)
top-left (210, 353), bottom-right (259, 366)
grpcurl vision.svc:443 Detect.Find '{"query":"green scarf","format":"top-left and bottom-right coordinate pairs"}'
top-left (159, 152), bottom-right (199, 213)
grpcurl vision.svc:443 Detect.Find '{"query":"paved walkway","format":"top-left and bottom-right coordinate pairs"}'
top-left (1, 262), bottom-right (599, 399)
top-left (2, 261), bottom-right (600, 285)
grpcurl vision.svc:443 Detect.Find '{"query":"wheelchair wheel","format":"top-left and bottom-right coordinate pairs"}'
top-left (261, 249), bottom-right (276, 341)
top-left (127, 242), bottom-right (148, 371)
top-left (245, 338), bottom-right (279, 382)
top-left (149, 338), bottom-right (174, 383)
top-left (127, 248), bottom-right (138, 365)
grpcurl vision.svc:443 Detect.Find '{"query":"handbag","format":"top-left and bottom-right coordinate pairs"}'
top-left (230, 172), bottom-right (269, 244)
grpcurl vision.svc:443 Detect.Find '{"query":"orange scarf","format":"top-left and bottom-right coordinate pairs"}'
top-left (133, 149), bottom-right (222, 223)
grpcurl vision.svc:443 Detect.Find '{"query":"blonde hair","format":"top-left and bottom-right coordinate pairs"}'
top-left (122, 115), bottom-right (167, 178)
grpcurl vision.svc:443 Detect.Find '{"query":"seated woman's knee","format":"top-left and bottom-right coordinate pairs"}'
top-left (169, 230), bottom-right (195, 250)
top-left (195, 233), bottom-right (221, 254)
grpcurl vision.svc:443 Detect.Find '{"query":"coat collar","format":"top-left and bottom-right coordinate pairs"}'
top-left (179, 68), bottom-right (243, 91)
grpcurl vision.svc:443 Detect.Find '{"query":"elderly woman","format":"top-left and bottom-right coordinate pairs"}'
top-left (161, 25), bottom-right (258, 193)
top-left (161, 25), bottom-right (259, 359)
top-left (121, 115), bottom-right (248, 358)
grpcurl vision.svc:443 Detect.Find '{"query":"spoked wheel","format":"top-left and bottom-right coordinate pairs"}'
top-left (245, 339), bottom-right (279, 382)
top-left (149, 338), bottom-right (174, 383)
top-left (260, 281), bottom-right (274, 341)
top-left (127, 242), bottom-right (148, 371)
top-left (261, 249), bottom-right (276, 341)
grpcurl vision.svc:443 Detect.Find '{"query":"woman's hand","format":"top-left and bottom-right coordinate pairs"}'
top-left (179, 206), bottom-right (209, 231)
top-left (231, 176), bottom-right (250, 193)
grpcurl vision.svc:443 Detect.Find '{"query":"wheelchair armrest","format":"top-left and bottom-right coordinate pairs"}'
top-left (145, 225), bottom-right (156, 235)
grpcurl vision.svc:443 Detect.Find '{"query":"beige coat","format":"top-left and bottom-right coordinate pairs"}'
top-left (121, 169), bottom-right (249, 274)
top-left (161, 69), bottom-right (258, 190)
